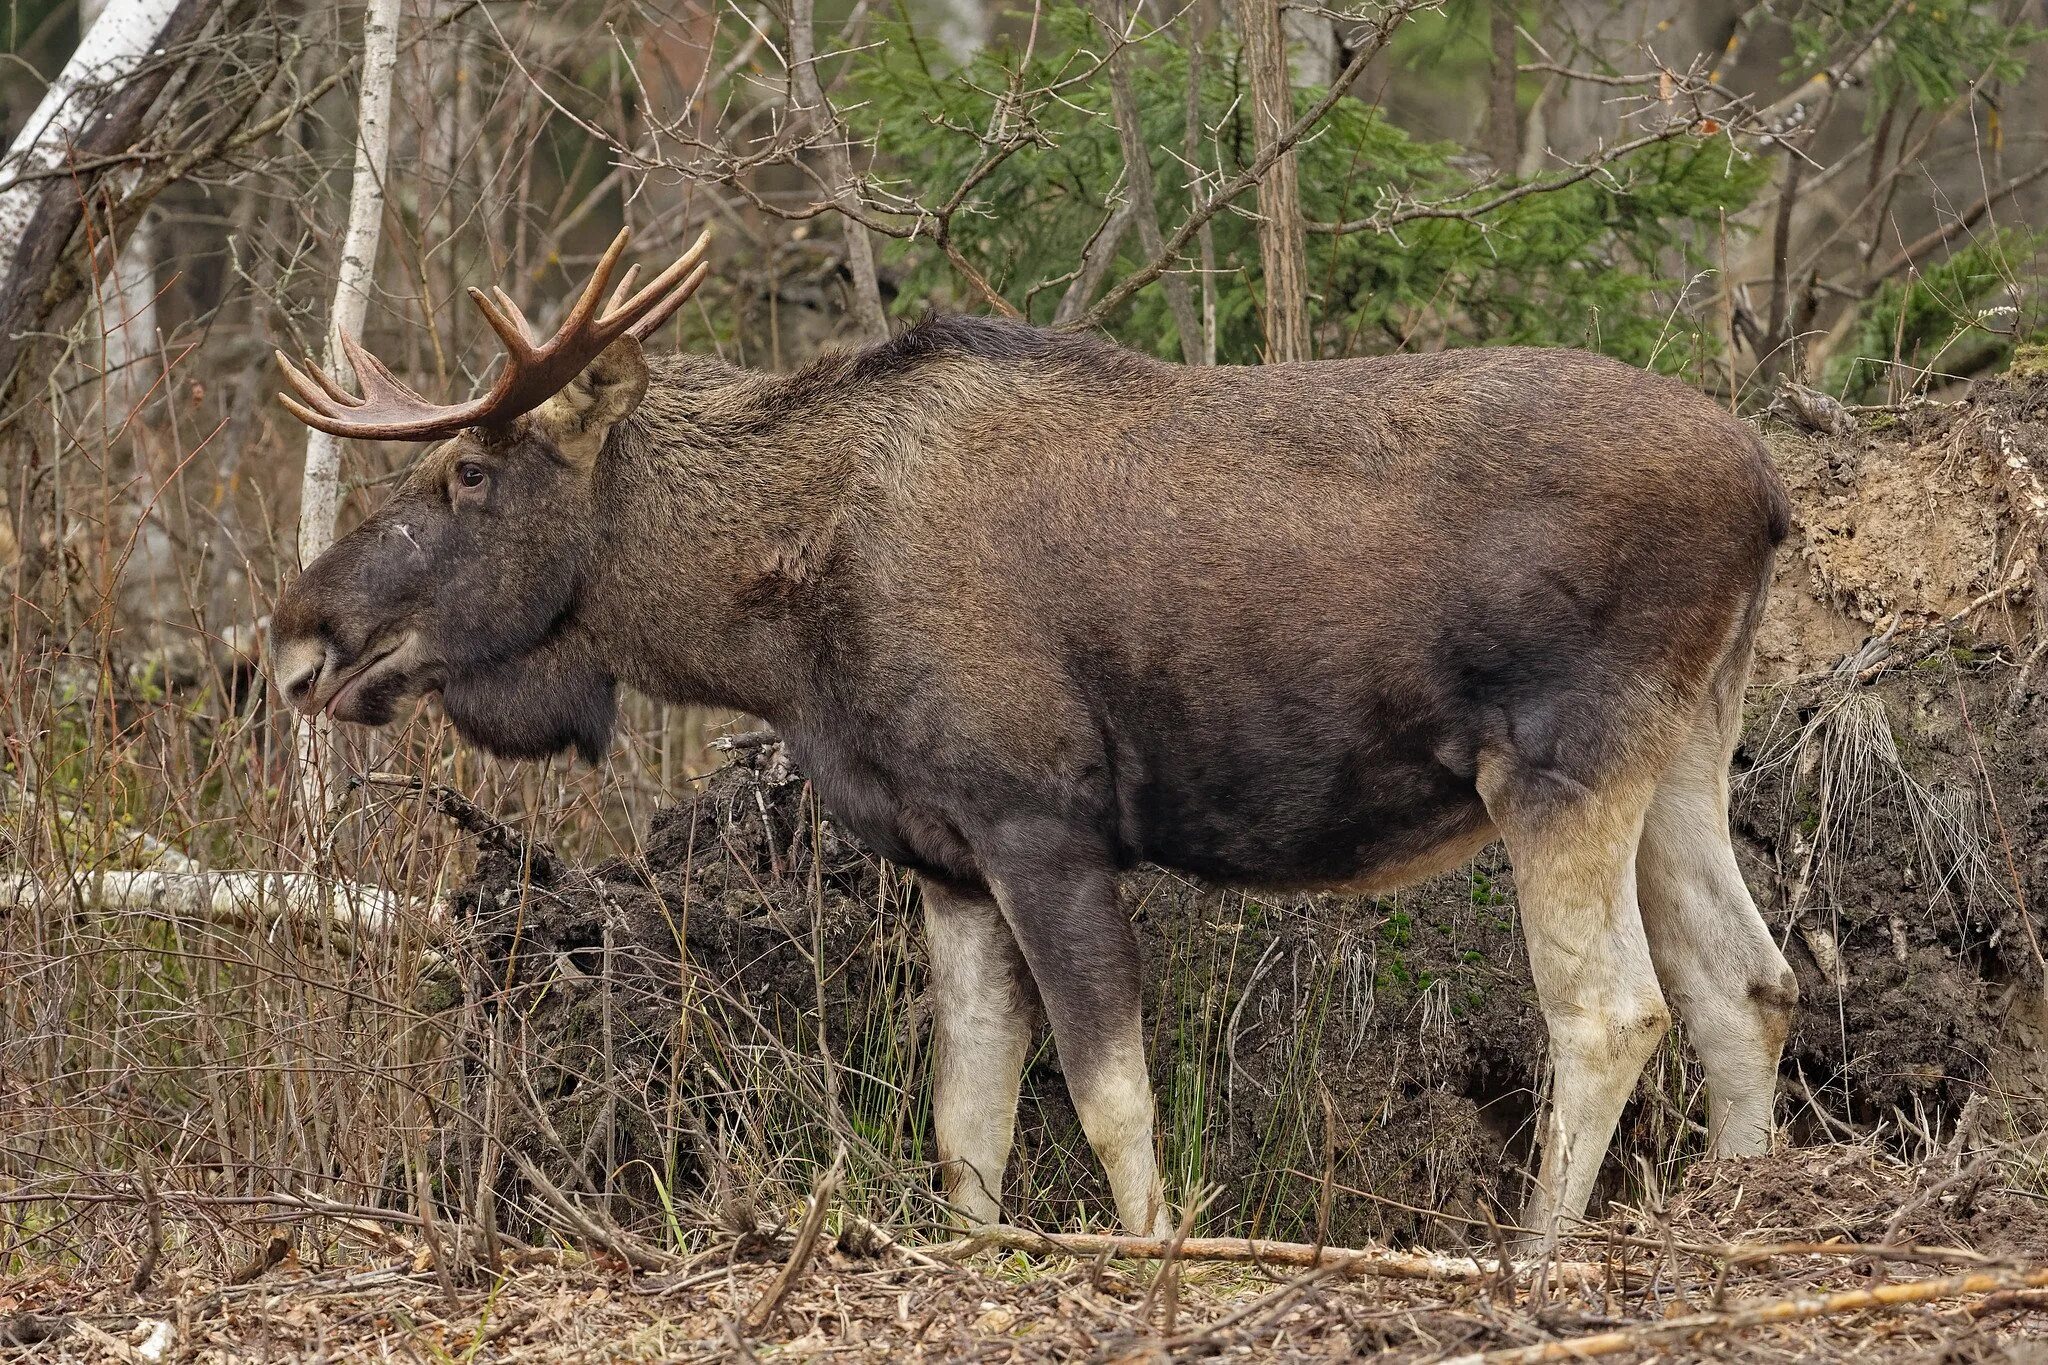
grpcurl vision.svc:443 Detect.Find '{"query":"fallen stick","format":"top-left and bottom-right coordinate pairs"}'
top-left (0, 869), bottom-right (438, 940)
top-left (935, 1225), bottom-right (1617, 1289)
top-left (744, 1148), bottom-right (845, 1332)
top-left (504, 1148), bottom-right (676, 1272)
top-left (1446, 1264), bottom-right (2048, 1364)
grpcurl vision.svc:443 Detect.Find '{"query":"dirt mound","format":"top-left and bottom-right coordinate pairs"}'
top-left (1756, 373), bottom-right (2048, 680)
top-left (447, 375), bottom-right (2048, 1250)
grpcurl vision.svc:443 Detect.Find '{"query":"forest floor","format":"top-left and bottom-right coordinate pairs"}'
top-left (7, 1143), bottom-right (2048, 1362)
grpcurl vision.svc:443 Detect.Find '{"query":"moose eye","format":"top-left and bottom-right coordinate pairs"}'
top-left (456, 462), bottom-right (487, 489)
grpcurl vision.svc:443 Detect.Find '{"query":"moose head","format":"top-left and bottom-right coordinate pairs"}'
top-left (269, 229), bottom-right (709, 760)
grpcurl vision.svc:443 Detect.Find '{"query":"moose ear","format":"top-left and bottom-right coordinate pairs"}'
top-left (534, 334), bottom-right (650, 466)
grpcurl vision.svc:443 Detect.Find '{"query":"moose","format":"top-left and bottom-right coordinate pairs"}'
top-left (272, 230), bottom-right (1797, 1241)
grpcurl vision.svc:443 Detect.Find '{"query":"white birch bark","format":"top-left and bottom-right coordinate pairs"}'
top-left (76, 0), bottom-right (161, 417)
top-left (73, 0), bottom-right (178, 655)
top-left (0, 0), bottom-right (188, 269)
top-left (0, 870), bottom-right (425, 940)
top-left (298, 0), bottom-right (403, 567)
top-left (295, 0), bottom-right (403, 823)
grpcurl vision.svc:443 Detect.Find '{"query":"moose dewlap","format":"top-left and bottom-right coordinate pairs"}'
top-left (270, 230), bottom-right (1796, 1240)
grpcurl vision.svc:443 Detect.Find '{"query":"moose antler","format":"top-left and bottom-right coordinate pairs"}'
top-left (275, 227), bottom-right (711, 441)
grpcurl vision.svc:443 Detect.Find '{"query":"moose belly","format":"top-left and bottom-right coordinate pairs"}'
top-left (1114, 740), bottom-right (1497, 895)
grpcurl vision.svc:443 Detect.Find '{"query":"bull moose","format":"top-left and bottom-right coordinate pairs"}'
top-left (271, 229), bottom-right (1797, 1241)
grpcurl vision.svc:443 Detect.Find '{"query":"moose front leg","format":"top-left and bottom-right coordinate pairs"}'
top-left (921, 877), bottom-right (1036, 1227)
top-left (985, 846), bottom-right (1171, 1237)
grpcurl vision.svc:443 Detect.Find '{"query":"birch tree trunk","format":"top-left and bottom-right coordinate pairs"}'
top-left (1233, 0), bottom-right (1311, 361)
top-left (75, 0), bottom-right (178, 658)
top-left (74, 0), bottom-right (161, 418)
top-left (0, 0), bottom-right (188, 296)
top-left (298, 0), bottom-right (403, 569)
top-left (295, 0), bottom-right (403, 821)
top-left (0, 0), bottom-right (216, 637)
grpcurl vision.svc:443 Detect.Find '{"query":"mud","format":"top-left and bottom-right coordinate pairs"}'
top-left (449, 375), bottom-right (2048, 1252)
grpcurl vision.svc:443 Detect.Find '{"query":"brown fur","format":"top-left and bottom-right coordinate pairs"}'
top-left (272, 315), bottom-right (1792, 1228)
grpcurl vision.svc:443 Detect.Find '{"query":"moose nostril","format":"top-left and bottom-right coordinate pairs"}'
top-left (273, 639), bottom-right (329, 714)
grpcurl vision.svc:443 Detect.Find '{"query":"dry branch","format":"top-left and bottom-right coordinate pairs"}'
top-left (1447, 1264), bottom-right (2048, 1364)
top-left (0, 869), bottom-right (431, 940)
top-left (744, 1148), bottom-right (845, 1331)
top-left (503, 1148), bottom-right (677, 1272)
top-left (937, 1224), bottom-right (1617, 1289)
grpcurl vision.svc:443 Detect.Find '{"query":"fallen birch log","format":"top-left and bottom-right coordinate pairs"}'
top-left (0, 870), bottom-right (438, 940)
top-left (1447, 1264), bottom-right (2048, 1364)
top-left (937, 1224), bottom-right (1618, 1289)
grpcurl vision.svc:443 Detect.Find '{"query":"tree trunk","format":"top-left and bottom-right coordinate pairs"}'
top-left (1486, 0), bottom-right (1521, 176)
top-left (1100, 0), bottom-right (1205, 360)
top-left (74, 0), bottom-right (178, 658)
top-left (0, 0), bottom-right (219, 635)
top-left (1233, 0), bottom-right (1311, 361)
top-left (0, 0), bottom-right (191, 357)
top-left (298, 0), bottom-right (403, 569)
top-left (73, 0), bottom-right (161, 412)
top-left (294, 0), bottom-right (403, 823)
top-left (788, 0), bottom-right (890, 341)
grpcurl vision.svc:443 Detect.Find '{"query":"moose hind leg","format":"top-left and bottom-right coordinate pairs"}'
top-left (1636, 717), bottom-right (1798, 1158)
top-left (923, 877), bottom-right (1037, 1227)
top-left (1482, 755), bottom-right (1668, 1237)
top-left (986, 848), bottom-right (1171, 1237)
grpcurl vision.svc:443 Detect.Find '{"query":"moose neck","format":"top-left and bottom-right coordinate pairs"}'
top-left (574, 360), bottom-right (870, 726)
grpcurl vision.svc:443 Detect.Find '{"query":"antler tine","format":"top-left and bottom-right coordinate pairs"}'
top-left (487, 288), bottom-right (537, 349)
top-left (546, 227), bottom-right (631, 351)
top-left (604, 264), bottom-right (643, 317)
top-left (628, 260), bottom-right (711, 341)
top-left (275, 351), bottom-right (363, 410)
top-left (608, 228), bottom-right (713, 328)
top-left (277, 391), bottom-right (342, 434)
top-left (467, 286), bottom-right (540, 360)
top-left (338, 330), bottom-right (438, 406)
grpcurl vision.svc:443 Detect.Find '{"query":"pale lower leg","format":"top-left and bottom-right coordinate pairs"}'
top-left (984, 860), bottom-right (1171, 1238)
top-left (1636, 726), bottom-right (1797, 1157)
top-left (923, 879), bottom-right (1035, 1227)
top-left (1486, 763), bottom-right (1668, 1237)
top-left (1063, 1025), bottom-right (1171, 1236)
